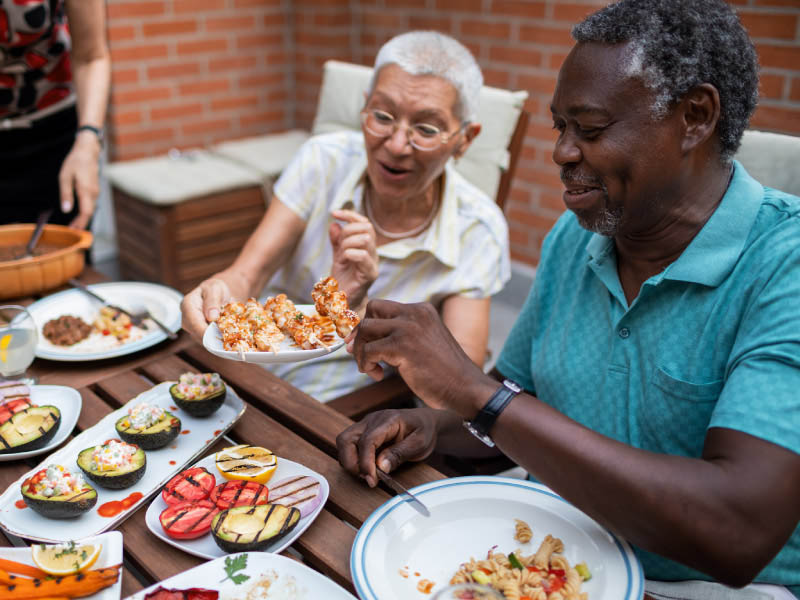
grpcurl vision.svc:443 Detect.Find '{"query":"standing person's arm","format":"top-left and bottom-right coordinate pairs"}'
top-left (61, 0), bottom-right (111, 230)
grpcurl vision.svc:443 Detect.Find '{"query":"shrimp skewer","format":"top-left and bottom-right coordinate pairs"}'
top-left (265, 294), bottom-right (328, 350)
top-left (243, 298), bottom-right (284, 353)
top-left (312, 276), bottom-right (360, 338)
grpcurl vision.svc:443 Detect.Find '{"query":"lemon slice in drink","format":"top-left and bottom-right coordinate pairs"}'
top-left (215, 444), bottom-right (278, 484)
top-left (32, 541), bottom-right (102, 576)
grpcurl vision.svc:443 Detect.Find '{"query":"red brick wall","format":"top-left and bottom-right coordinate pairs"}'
top-left (106, 0), bottom-right (292, 161)
top-left (105, 0), bottom-right (800, 268)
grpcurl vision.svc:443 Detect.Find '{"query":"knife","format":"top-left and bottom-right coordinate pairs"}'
top-left (377, 469), bottom-right (430, 517)
top-left (67, 279), bottom-right (178, 340)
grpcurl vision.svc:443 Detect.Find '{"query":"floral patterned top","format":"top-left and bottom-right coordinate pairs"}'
top-left (0, 0), bottom-right (74, 119)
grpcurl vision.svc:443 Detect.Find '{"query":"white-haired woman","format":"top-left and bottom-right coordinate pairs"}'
top-left (181, 31), bottom-right (510, 402)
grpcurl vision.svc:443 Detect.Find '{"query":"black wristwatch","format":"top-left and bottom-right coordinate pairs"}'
top-left (463, 379), bottom-right (522, 447)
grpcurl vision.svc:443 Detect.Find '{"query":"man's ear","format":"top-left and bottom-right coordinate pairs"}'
top-left (454, 123), bottom-right (481, 159)
top-left (680, 83), bottom-right (721, 154)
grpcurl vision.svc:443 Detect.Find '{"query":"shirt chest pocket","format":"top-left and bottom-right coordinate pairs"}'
top-left (639, 366), bottom-right (723, 456)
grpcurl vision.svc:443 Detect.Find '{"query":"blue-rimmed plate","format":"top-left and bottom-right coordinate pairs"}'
top-left (350, 476), bottom-right (644, 600)
top-left (27, 282), bottom-right (182, 361)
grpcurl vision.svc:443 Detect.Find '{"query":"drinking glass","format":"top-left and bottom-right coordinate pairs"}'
top-left (432, 583), bottom-right (504, 600)
top-left (0, 305), bottom-right (38, 385)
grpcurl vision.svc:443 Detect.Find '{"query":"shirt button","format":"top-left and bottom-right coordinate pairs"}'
top-left (618, 327), bottom-right (630, 339)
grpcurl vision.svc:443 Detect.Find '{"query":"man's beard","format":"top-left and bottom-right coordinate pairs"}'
top-left (573, 203), bottom-right (623, 236)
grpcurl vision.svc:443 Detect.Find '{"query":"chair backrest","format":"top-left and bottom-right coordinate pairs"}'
top-left (312, 60), bottom-right (529, 209)
top-left (734, 130), bottom-right (800, 197)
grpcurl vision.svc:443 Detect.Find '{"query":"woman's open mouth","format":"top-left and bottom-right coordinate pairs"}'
top-left (378, 161), bottom-right (412, 180)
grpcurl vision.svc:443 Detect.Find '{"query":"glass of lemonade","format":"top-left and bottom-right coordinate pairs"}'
top-left (0, 305), bottom-right (38, 384)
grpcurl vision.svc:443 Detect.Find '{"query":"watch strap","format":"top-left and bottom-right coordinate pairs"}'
top-left (76, 124), bottom-right (104, 146)
top-left (463, 379), bottom-right (522, 447)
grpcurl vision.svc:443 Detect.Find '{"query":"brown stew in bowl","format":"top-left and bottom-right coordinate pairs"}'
top-left (0, 243), bottom-right (64, 261)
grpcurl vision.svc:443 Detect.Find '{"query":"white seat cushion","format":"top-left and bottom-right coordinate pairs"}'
top-left (210, 129), bottom-right (311, 178)
top-left (105, 150), bottom-right (263, 206)
top-left (311, 60), bottom-right (528, 201)
top-left (734, 130), bottom-right (800, 197)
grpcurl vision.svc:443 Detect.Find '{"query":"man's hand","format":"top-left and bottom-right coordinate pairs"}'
top-left (329, 209), bottom-right (378, 312)
top-left (336, 408), bottom-right (441, 487)
top-left (180, 272), bottom-right (250, 341)
top-left (347, 300), bottom-right (489, 414)
top-left (59, 131), bottom-right (101, 230)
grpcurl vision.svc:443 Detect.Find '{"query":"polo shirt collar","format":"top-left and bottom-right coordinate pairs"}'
top-left (585, 160), bottom-right (763, 288)
top-left (331, 157), bottom-right (460, 268)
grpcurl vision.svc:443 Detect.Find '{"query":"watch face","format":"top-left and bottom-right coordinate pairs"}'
top-left (504, 379), bottom-right (522, 394)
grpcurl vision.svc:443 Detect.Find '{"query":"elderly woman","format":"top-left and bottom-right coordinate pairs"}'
top-left (181, 31), bottom-right (510, 402)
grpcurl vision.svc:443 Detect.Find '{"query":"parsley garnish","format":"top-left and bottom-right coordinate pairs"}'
top-left (54, 541), bottom-right (76, 559)
top-left (220, 554), bottom-right (250, 585)
top-left (293, 313), bottom-right (304, 322)
top-left (80, 550), bottom-right (88, 561)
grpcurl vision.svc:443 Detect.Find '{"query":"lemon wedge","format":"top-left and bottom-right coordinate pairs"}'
top-left (0, 333), bottom-right (11, 364)
top-left (215, 444), bottom-right (277, 484)
top-left (32, 541), bottom-right (102, 576)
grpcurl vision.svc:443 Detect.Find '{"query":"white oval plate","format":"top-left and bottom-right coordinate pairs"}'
top-left (144, 452), bottom-right (330, 560)
top-left (0, 381), bottom-right (246, 542)
top-left (202, 304), bottom-right (345, 364)
top-left (0, 385), bottom-right (81, 462)
top-left (351, 476), bottom-right (644, 600)
top-left (0, 531), bottom-right (123, 600)
top-left (128, 550), bottom-right (356, 600)
top-left (27, 282), bottom-right (182, 361)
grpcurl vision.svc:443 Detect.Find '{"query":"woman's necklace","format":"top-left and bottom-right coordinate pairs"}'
top-left (364, 182), bottom-right (440, 240)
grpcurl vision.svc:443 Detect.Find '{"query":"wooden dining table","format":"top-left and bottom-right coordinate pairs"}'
top-left (0, 268), bottom-right (447, 598)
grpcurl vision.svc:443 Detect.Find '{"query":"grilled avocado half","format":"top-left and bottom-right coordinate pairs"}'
top-left (76, 443), bottom-right (147, 489)
top-left (115, 411), bottom-right (180, 450)
top-left (21, 476), bottom-right (97, 519)
top-left (0, 405), bottom-right (60, 454)
top-left (210, 503), bottom-right (301, 553)
top-left (169, 380), bottom-right (226, 417)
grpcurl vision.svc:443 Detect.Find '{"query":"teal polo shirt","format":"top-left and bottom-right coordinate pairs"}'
top-left (496, 161), bottom-right (800, 592)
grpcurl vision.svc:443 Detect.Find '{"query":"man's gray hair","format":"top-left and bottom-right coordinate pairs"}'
top-left (369, 31), bottom-right (483, 122)
top-left (573, 0), bottom-right (758, 160)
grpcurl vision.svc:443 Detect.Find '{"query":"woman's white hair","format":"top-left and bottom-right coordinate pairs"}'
top-left (368, 31), bottom-right (483, 122)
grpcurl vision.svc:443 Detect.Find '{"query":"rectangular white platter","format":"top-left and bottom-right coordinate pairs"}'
top-left (0, 381), bottom-right (246, 542)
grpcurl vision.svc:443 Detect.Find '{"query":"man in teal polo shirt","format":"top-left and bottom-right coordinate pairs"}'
top-left (337, 0), bottom-right (800, 597)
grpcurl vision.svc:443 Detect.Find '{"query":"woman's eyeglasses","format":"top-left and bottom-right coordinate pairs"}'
top-left (361, 109), bottom-right (466, 151)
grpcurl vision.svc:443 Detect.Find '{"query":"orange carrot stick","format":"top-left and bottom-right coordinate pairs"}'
top-left (0, 558), bottom-right (48, 578)
top-left (1, 566), bottom-right (119, 599)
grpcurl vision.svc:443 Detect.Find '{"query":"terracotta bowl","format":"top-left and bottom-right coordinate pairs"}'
top-left (0, 224), bottom-right (93, 300)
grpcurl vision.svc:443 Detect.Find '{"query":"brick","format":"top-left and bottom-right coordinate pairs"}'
top-left (206, 15), bottom-right (257, 32)
top-left (759, 73), bottom-right (786, 100)
top-left (178, 79), bottom-right (232, 96)
top-left (143, 20), bottom-right (198, 38)
top-left (552, 2), bottom-right (607, 23)
top-left (209, 56), bottom-right (260, 73)
top-left (362, 11), bottom-right (402, 28)
top-left (756, 45), bottom-right (800, 70)
top-left (110, 110), bottom-right (143, 127)
top-left (313, 13), bottom-right (351, 27)
top-left (107, 2), bottom-right (165, 19)
top-left (509, 226), bottom-right (531, 246)
top-left (295, 31), bottom-right (349, 47)
top-left (750, 104), bottom-right (800, 135)
top-left (239, 72), bottom-right (286, 88)
top-left (211, 95), bottom-right (260, 111)
top-left (111, 68), bottom-right (139, 85)
top-left (240, 109), bottom-right (285, 128)
top-left (435, 0), bottom-right (483, 11)
top-left (264, 13), bottom-right (288, 27)
top-left (111, 86), bottom-right (172, 106)
top-left (111, 43), bottom-right (169, 63)
top-left (489, 46), bottom-right (543, 68)
top-left (177, 38), bottom-right (230, 56)
top-left (237, 32), bottom-right (285, 50)
top-left (754, 0), bottom-right (800, 6)
top-left (147, 62), bottom-right (202, 80)
top-left (234, 0), bottom-right (281, 6)
top-left (516, 164), bottom-right (562, 189)
top-left (114, 127), bottom-right (176, 146)
top-left (548, 51), bottom-right (570, 70)
top-left (150, 103), bottom-right (205, 121)
top-left (174, 0), bottom-right (226, 12)
top-left (520, 24), bottom-right (575, 47)
top-left (108, 25), bottom-right (136, 42)
top-left (739, 12), bottom-right (798, 40)
top-left (461, 21), bottom-right (512, 40)
top-left (492, 1), bottom-right (546, 19)
top-left (408, 16), bottom-right (453, 32)
top-left (507, 207), bottom-right (562, 231)
top-left (517, 73), bottom-right (558, 96)
top-left (482, 67), bottom-right (511, 88)
top-left (181, 118), bottom-right (233, 135)
top-left (791, 78), bottom-right (800, 102)
top-left (539, 189), bottom-right (567, 213)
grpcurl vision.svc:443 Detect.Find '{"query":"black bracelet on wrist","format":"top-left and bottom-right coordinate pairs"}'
top-left (76, 124), bottom-right (104, 146)
top-left (463, 379), bottom-right (522, 447)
